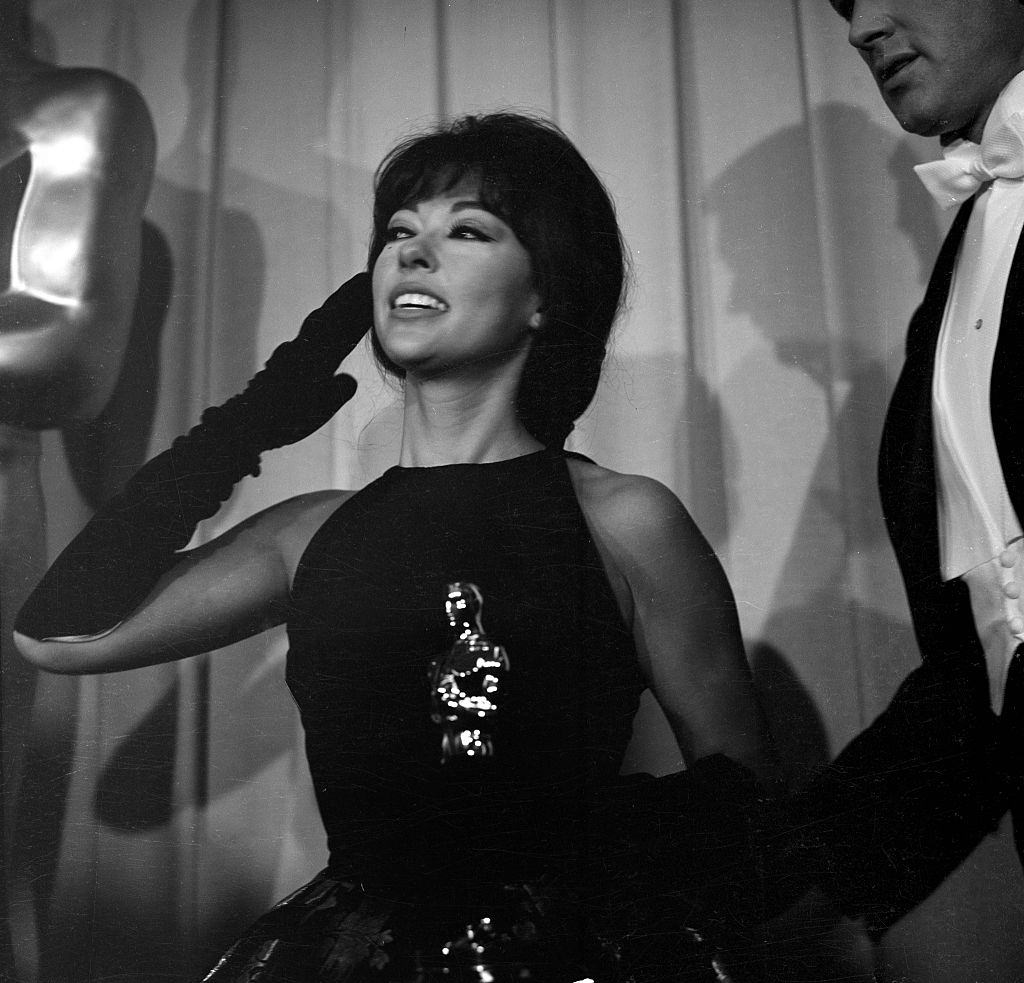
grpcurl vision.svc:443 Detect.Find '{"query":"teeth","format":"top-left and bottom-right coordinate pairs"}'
top-left (394, 292), bottom-right (448, 312)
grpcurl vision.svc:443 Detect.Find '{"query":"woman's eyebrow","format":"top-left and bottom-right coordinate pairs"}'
top-left (392, 199), bottom-right (489, 215)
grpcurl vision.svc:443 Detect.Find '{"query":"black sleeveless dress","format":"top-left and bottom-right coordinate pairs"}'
top-left (200, 449), bottom-right (720, 982)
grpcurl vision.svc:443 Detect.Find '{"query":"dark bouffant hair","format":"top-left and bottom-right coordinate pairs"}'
top-left (367, 112), bottom-right (626, 448)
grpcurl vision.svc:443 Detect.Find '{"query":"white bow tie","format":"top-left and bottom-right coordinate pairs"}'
top-left (915, 112), bottom-right (1024, 209)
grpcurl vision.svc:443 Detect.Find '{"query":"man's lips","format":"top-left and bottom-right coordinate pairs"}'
top-left (877, 53), bottom-right (918, 86)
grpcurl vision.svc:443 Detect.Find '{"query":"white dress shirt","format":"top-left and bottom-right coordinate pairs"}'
top-left (932, 70), bottom-right (1024, 712)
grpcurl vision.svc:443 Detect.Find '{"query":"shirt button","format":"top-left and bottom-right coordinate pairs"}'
top-left (1009, 616), bottom-right (1024, 635)
top-left (1001, 549), bottom-right (1018, 568)
top-left (1006, 583), bottom-right (1022, 599)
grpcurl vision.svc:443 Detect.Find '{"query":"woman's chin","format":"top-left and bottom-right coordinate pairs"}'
top-left (381, 344), bottom-right (433, 375)
top-left (376, 333), bottom-right (429, 368)
top-left (382, 340), bottom-right (470, 379)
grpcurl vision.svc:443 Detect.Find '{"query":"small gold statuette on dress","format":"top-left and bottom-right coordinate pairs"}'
top-left (430, 582), bottom-right (510, 763)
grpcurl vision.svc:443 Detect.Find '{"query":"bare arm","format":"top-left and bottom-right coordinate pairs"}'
top-left (0, 68), bottom-right (155, 427)
top-left (571, 460), bottom-right (776, 780)
top-left (13, 490), bottom-right (348, 674)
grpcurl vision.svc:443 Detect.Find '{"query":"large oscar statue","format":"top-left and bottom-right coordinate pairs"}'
top-left (0, 3), bottom-right (155, 977)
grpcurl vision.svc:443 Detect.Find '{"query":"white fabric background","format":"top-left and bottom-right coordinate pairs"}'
top-left (5, 1), bottom-right (1024, 979)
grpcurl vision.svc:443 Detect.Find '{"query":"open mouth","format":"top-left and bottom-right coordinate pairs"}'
top-left (391, 292), bottom-right (450, 312)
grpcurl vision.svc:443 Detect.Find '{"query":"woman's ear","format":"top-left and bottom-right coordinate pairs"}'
top-left (528, 310), bottom-right (544, 331)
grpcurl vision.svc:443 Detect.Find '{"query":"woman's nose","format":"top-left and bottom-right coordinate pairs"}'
top-left (398, 235), bottom-right (436, 270)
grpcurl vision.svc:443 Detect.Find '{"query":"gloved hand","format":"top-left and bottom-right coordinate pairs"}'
top-left (16, 272), bottom-right (373, 641)
top-left (788, 650), bottom-right (1014, 935)
top-left (589, 755), bottom-right (801, 955)
top-left (204, 272), bottom-right (372, 451)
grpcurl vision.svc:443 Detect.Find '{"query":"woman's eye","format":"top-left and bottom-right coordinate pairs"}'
top-left (450, 223), bottom-right (491, 241)
top-left (384, 225), bottom-right (413, 242)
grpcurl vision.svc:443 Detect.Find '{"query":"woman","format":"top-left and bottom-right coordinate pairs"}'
top-left (14, 113), bottom-right (779, 982)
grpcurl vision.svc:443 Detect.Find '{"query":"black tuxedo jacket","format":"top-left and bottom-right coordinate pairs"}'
top-left (796, 199), bottom-right (1019, 934)
top-left (879, 197), bottom-right (1024, 666)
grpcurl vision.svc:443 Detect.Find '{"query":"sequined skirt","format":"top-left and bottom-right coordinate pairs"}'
top-left (198, 868), bottom-right (722, 983)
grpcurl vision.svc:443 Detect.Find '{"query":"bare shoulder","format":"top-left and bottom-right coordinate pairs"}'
top-left (565, 455), bottom-right (731, 650)
top-left (565, 455), bottom-right (702, 550)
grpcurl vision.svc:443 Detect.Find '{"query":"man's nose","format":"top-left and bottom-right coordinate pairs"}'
top-left (847, 0), bottom-right (893, 51)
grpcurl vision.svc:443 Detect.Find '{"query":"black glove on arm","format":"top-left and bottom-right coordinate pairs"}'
top-left (16, 272), bottom-right (373, 641)
top-left (785, 650), bottom-right (1018, 935)
top-left (589, 754), bottom-right (805, 955)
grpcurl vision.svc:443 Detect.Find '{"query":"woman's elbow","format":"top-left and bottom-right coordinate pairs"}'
top-left (12, 630), bottom-right (99, 674)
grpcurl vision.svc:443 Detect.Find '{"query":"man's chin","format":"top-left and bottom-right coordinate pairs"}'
top-left (885, 88), bottom-right (995, 144)
top-left (885, 98), bottom-right (952, 140)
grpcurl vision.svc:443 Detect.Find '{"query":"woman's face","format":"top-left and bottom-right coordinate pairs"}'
top-left (372, 189), bottom-right (542, 378)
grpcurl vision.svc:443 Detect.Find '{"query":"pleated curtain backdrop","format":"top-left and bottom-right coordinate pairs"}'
top-left (4, 1), bottom-right (1023, 980)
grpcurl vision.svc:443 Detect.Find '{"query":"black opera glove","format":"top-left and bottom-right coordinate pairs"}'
top-left (591, 755), bottom-right (804, 950)
top-left (15, 272), bottom-right (373, 642)
top-left (216, 271), bottom-right (373, 449)
top-left (785, 649), bottom-right (1017, 935)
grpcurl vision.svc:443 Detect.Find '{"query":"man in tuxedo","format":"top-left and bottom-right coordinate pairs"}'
top-left (835, 0), bottom-right (1024, 711)
top-left (800, 0), bottom-right (1024, 936)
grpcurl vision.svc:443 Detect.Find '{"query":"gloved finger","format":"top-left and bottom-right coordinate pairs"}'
top-left (297, 373), bottom-right (358, 428)
top-left (300, 272), bottom-right (374, 353)
top-left (327, 372), bottom-right (358, 407)
top-left (320, 271), bottom-right (373, 314)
